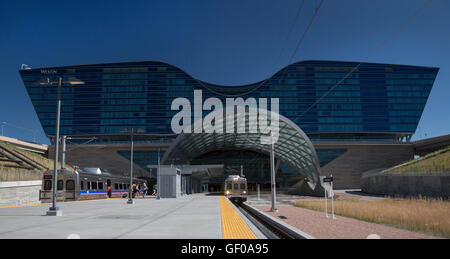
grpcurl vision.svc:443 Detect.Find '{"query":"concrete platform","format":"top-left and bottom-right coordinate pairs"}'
top-left (0, 195), bottom-right (224, 239)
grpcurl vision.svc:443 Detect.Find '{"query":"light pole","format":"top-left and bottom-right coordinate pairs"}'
top-left (120, 128), bottom-right (144, 204)
top-left (61, 135), bottom-right (67, 169)
top-left (270, 141), bottom-right (277, 212)
top-left (156, 148), bottom-right (161, 200)
top-left (37, 76), bottom-right (84, 216)
top-left (127, 128), bottom-right (135, 204)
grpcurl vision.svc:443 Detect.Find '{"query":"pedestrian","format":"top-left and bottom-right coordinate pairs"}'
top-left (132, 183), bottom-right (137, 198)
top-left (152, 184), bottom-right (157, 196)
top-left (142, 182), bottom-right (148, 198)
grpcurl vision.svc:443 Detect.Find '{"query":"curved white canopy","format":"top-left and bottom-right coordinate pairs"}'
top-left (162, 109), bottom-right (322, 188)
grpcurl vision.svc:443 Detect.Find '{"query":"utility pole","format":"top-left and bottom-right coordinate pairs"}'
top-left (127, 129), bottom-right (135, 204)
top-left (157, 148), bottom-right (161, 200)
top-left (35, 76), bottom-right (84, 217)
top-left (49, 77), bottom-right (62, 216)
top-left (270, 141), bottom-right (277, 212)
top-left (61, 136), bottom-right (66, 169)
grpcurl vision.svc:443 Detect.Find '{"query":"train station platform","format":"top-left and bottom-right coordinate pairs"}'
top-left (0, 194), bottom-right (263, 239)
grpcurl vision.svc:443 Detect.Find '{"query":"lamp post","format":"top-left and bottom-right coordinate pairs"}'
top-left (120, 128), bottom-right (144, 204)
top-left (156, 148), bottom-right (161, 200)
top-left (270, 141), bottom-right (277, 212)
top-left (127, 129), bottom-right (135, 204)
top-left (61, 135), bottom-right (67, 169)
top-left (37, 76), bottom-right (84, 216)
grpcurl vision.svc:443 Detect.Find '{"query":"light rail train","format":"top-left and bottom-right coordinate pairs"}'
top-left (224, 175), bottom-right (248, 203)
top-left (39, 168), bottom-right (146, 202)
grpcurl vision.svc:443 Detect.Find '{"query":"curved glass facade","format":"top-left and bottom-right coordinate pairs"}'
top-left (20, 60), bottom-right (439, 141)
top-left (162, 110), bottom-right (322, 190)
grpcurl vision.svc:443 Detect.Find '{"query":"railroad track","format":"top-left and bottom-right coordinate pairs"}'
top-left (232, 201), bottom-right (314, 239)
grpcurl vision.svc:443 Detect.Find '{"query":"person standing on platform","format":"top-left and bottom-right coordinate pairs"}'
top-left (142, 182), bottom-right (148, 198)
top-left (152, 184), bottom-right (157, 196)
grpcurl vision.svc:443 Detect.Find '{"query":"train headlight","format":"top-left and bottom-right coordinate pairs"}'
top-left (226, 191), bottom-right (230, 195)
top-left (242, 191), bottom-right (246, 194)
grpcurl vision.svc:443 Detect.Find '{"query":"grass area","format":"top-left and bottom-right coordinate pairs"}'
top-left (0, 140), bottom-right (72, 171)
top-left (383, 146), bottom-right (450, 174)
top-left (296, 197), bottom-right (450, 238)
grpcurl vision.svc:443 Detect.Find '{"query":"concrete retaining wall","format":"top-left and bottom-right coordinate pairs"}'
top-left (0, 168), bottom-right (42, 182)
top-left (361, 172), bottom-right (450, 198)
top-left (317, 143), bottom-right (414, 190)
top-left (0, 181), bottom-right (42, 207)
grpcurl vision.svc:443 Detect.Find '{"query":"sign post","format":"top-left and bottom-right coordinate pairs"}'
top-left (323, 176), bottom-right (334, 219)
top-left (257, 184), bottom-right (260, 201)
top-left (331, 175), bottom-right (335, 219)
top-left (325, 187), bottom-right (328, 218)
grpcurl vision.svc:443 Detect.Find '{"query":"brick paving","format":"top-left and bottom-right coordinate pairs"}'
top-left (253, 205), bottom-right (440, 239)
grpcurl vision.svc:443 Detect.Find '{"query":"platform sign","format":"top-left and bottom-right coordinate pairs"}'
top-left (323, 177), bottom-right (333, 183)
top-left (323, 175), bottom-right (336, 220)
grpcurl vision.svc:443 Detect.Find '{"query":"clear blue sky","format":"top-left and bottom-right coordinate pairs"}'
top-left (0, 0), bottom-right (449, 144)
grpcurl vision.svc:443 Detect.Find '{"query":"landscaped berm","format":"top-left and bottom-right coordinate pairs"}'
top-left (361, 146), bottom-right (450, 198)
top-left (384, 146), bottom-right (450, 174)
top-left (0, 140), bottom-right (73, 207)
top-left (298, 147), bottom-right (450, 238)
top-left (0, 140), bottom-right (71, 181)
top-left (296, 197), bottom-right (450, 238)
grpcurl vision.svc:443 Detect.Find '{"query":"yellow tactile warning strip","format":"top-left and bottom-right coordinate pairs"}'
top-left (219, 196), bottom-right (257, 239)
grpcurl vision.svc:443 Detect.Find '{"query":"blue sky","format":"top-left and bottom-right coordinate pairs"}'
top-left (0, 0), bottom-right (449, 144)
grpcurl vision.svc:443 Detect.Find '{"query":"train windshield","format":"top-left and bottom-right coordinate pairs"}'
top-left (57, 180), bottom-right (64, 191)
top-left (44, 180), bottom-right (52, 190)
top-left (66, 180), bottom-right (75, 191)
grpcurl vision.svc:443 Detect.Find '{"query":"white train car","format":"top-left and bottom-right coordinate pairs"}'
top-left (39, 168), bottom-right (145, 202)
top-left (224, 175), bottom-right (248, 203)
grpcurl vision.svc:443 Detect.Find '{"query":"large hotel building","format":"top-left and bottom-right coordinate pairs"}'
top-left (19, 60), bottom-right (439, 192)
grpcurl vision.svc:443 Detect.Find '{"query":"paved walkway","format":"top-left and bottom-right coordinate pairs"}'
top-left (253, 205), bottom-right (440, 239)
top-left (0, 195), bottom-right (223, 239)
top-left (246, 190), bottom-right (386, 206)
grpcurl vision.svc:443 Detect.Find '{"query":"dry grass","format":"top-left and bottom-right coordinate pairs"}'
top-left (384, 146), bottom-right (450, 174)
top-left (18, 148), bottom-right (73, 170)
top-left (0, 141), bottom-right (73, 171)
top-left (296, 197), bottom-right (450, 238)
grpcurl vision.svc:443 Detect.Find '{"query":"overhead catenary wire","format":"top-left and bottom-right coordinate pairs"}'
top-left (188, 0), bottom-right (323, 97)
top-left (293, 0), bottom-right (434, 124)
top-left (236, 0), bottom-right (306, 161)
top-left (236, 0), bottom-right (326, 158)
top-left (251, 0), bottom-right (325, 96)
top-left (260, 0), bottom-right (434, 162)
top-left (239, 0), bottom-right (433, 169)
top-left (180, 1), bottom-right (326, 172)
top-left (0, 121), bottom-right (39, 142)
top-left (271, 0), bottom-right (306, 72)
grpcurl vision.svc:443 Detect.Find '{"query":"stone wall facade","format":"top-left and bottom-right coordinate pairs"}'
top-left (0, 168), bottom-right (42, 182)
top-left (0, 181), bottom-right (42, 207)
top-left (361, 172), bottom-right (450, 198)
top-left (317, 143), bottom-right (414, 189)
